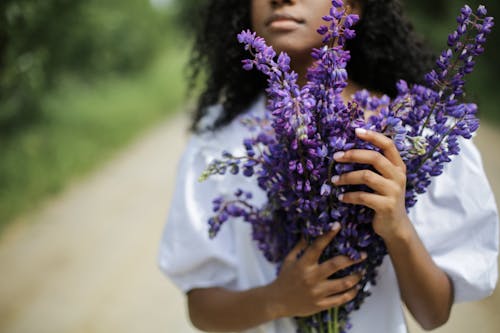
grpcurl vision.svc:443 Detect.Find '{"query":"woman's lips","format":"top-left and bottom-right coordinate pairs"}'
top-left (266, 13), bottom-right (304, 31)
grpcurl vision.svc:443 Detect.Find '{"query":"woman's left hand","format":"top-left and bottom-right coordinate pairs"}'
top-left (332, 128), bottom-right (410, 241)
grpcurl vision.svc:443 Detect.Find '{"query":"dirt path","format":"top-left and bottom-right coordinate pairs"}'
top-left (0, 114), bottom-right (198, 333)
top-left (0, 115), bottom-right (498, 333)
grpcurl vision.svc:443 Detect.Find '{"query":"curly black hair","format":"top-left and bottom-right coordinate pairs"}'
top-left (187, 0), bottom-right (435, 132)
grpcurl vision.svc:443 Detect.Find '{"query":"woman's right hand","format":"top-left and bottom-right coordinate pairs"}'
top-left (267, 223), bottom-right (367, 319)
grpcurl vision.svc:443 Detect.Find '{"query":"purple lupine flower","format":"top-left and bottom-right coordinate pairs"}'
top-left (199, 1), bottom-right (493, 332)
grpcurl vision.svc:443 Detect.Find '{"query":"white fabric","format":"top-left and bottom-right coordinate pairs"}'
top-left (158, 97), bottom-right (499, 333)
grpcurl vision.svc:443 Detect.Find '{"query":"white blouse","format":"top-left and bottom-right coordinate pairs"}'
top-left (158, 98), bottom-right (499, 333)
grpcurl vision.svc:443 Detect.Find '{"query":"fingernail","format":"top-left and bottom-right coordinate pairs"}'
top-left (355, 128), bottom-right (367, 136)
top-left (360, 251), bottom-right (368, 259)
top-left (332, 222), bottom-right (341, 231)
top-left (331, 175), bottom-right (340, 184)
top-left (338, 193), bottom-right (344, 201)
top-left (333, 151), bottom-right (345, 160)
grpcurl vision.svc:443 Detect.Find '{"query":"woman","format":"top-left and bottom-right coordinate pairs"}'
top-left (159, 1), bottom-right (499, 332)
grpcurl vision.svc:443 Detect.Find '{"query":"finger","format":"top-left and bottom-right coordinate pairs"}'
top-left (338, 191), bottom-right (390, 211)
top-left (332, 169), bottom-right (398, 195)
top-left (316, 273), bottom-right (363, 297)
top-left (284, 237), bottom-right (307, 264)
top-left (317, 285), bottom-right (360, 309)
top-left (355, 128), bottom-right (406, 170)
top-left (333, 149), bottom-right (399, 180)
top-left (301, 223), bottom-right (341, 264)
top-left (317, 253), bottom-right (367, 280)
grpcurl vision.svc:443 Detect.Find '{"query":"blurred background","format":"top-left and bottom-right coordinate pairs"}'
top-left (0, 0), bottom-right (498, 333)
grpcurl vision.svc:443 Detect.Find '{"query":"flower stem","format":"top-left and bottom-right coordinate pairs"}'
top-left (297, 318), bottom-right (308, 333)
top-left (416, 115), bottom-right (464, 170)
top-left (334, 307), bottom-right (339, 333)
top-left (328, 308), bottom-right (334, 333)
top-left (319, 313), bottom-right (325, 333)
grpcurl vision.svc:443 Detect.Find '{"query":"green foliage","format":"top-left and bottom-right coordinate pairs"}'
top-left (404, 0), bottom-right (500, 123)
top-left (171, 0), bottom-right (202, 33)
top-left (0, 0), bottom-right (188, 225)
top-left (0, 44), bottom-right (188, 227)
top-left (0, 0), bottom-right (172, 134)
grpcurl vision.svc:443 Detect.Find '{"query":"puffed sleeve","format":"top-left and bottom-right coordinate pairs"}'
top-left (409, 136), bottom-right (499, 302)
top-left (158, 133), bottom-right (238, 293)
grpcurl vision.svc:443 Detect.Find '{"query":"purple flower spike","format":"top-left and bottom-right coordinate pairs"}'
top-left (202, 2), bottom-right (493, 333)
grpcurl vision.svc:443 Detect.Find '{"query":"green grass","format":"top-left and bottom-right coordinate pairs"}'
top-left (0, 45), bottom-right (188, 228)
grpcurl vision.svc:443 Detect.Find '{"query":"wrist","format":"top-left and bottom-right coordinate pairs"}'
top-left (263, 280), bottom-right (287, 320)
top-left (380, 216), bottom-right (414, 247)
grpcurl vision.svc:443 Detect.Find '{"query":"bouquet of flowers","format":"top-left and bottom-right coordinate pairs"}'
top-left (199, 1), bottom-right (494, 332)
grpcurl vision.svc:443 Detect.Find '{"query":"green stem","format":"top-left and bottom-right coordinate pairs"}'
top-left (334, 307), bottom-right (339, 333)
top-left (415, 115), bottom-right (464, 171)
top-left (327, 159), bottom-right (336, 184)
top-left (418, 99), bottom-right (439, 137)
top-left (328, 309), bottom-right (334, 333)
top-left (319, 313), bottom-right (325, 333)
top-left (298, 318), bottom-right (309, 333)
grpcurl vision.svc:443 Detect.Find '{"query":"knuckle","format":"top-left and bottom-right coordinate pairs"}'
top-left (339, 293), bottom-right (351, 305)
top-left (312, 286), bottom-right (325, 299)
top-left (361, 170), bottom-right (373, 183)
top-left (356, 274), bottom-right (364, 284)
top-left (396, 169), bottom-right (406, 183)
top-left (339, 279), bottom-right (352, 291)
top-left (358, 192), bottom-right (369, 204)
top-left (382, 137), bottom-right (393, 149)
top-left (395, 184), bottom-right (405, 197)
top-left (374, 154), bottom-right (385, 165)
top-left (346, 276), bottom-right (358, 289)
top-left (344, 288), bottom-right (358, 302)
top-left (328, 260), bottom-right (340, 272)
top-left (352, 274), bottom-right (362, 286)
top-left (347, 289), bottom-right (358, 301)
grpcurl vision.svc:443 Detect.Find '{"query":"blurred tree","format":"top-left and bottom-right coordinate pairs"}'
top-left (172, 0), bottom-right (202, 34)
top-left (0, 0), bottom-right (85, 134)
top-left (0, 0), bottom-right (171, 135)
